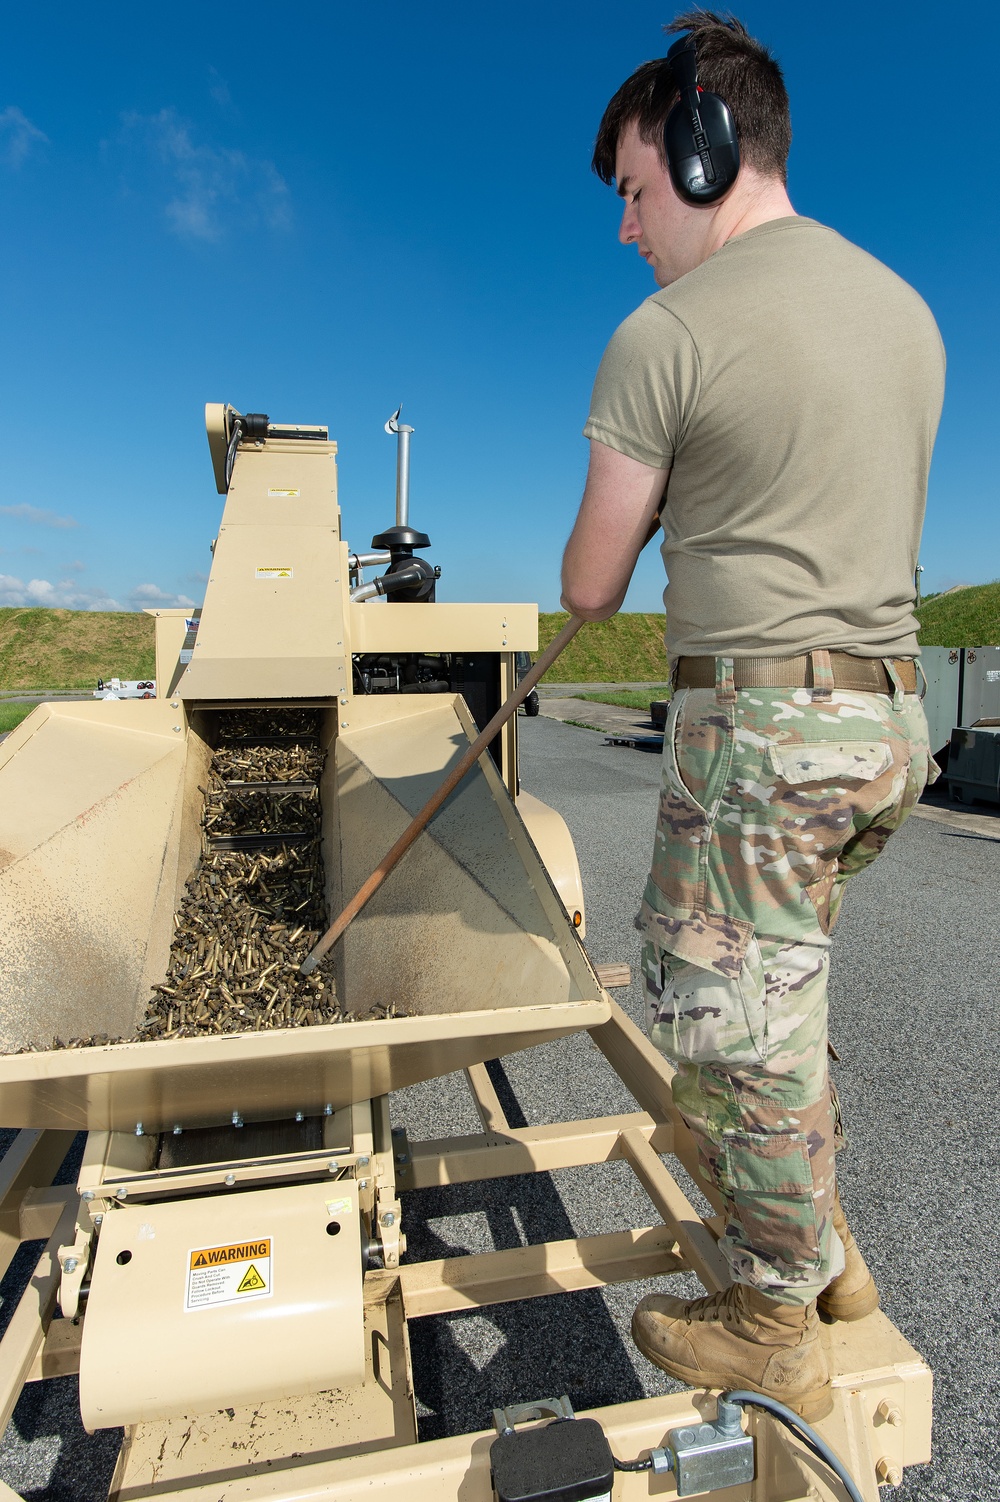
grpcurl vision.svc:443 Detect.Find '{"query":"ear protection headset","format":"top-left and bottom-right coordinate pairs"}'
top-left (663, 33), bottom-right (740, 205)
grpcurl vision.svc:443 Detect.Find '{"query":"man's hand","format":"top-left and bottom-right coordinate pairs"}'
top-left (560, 441), bottom-right (669, 621)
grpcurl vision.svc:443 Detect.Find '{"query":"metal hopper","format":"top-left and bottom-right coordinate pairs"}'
top-left (0, 691), bottom-right (606, 1134)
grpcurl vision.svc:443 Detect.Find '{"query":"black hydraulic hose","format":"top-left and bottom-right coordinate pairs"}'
top-left (375, 564), bottom-right (425, 594)
top-left (224, 418), bottom-right (243, 488)
top-left (723, 1390), bottom-right (866, 1502)
top-left (612, 1453), bottom-right (653, 1473)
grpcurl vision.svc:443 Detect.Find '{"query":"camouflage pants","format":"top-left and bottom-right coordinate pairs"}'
top-left (640, 656), bottom-right (938, 1304)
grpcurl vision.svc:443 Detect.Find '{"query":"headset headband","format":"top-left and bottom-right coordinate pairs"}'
top-left (663, 33), bottom-right (740, 205)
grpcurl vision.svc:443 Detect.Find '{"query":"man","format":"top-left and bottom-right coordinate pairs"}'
top-left (561, 12), bottom-right (943, 1422)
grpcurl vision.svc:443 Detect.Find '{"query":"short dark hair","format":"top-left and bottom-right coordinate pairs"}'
top-left (592, 10), bottom-right (791, 187)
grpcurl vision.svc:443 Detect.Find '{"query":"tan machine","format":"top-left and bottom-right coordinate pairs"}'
top-left (0, 406), bottom-right (931, 1500)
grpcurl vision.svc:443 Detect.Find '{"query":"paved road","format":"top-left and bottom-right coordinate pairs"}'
top-left (0, 694), bottom-right (92, 704)
top-left (1, 716), bottom-right (997, 1498)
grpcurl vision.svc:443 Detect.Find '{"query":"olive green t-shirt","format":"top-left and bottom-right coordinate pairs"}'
top-left (584, 216), bottom-right (945, 659)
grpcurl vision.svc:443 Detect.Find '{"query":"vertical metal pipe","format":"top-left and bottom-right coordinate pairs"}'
top-left (385, 407), bottom-right (415, 529)
top-left (396, 426), bottom-right (411, 527)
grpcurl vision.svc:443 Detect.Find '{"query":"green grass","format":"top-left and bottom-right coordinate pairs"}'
top-left (0, 607), bottom-right (156, 691)
top-left (575, 686), bottom-right (672, 710)
top-left (564, 718), bottom-right (610, 733)
top-left (536, 612), bottom-right (669, 682)
top-left (916, 582), bottom-right (1000, 646)
top-left (2, 586), bottom-right (988, 700)
top-left (0, 703), bottom-right (37, 734)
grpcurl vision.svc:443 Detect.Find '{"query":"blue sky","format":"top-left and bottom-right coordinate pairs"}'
top-left (1, 1), bottom-right (996, 617)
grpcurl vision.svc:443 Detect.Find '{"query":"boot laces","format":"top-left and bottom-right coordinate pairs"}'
top-left (691, 1284), bottom-right (745, 1327)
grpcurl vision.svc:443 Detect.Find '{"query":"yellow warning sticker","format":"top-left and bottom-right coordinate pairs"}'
top-left (237, 1264), bottom-right (266, 1293)
top-left (267, 487), bottom-right (301, 497)
top-left (186, 1238), bottom-right (272, 1311)
top-left (255, 565), bottom-right (294, 580)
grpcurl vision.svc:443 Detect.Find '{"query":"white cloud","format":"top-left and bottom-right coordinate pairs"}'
top-left (128, 582), bottom-right (197, 609)
top-left (121, 108), bottom-right (291, 241)
top-left (0, 503), bottom-right (78, 529)
top-left (0, 574), bottom-right (121, 610)
top-left (0, 106), bottom-right (47, 169)
top-left (0, 574), bottom-right (200, 612)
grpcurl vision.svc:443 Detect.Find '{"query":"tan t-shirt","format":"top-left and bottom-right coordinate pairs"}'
top-left (584, 216), bottom-right (945, 659)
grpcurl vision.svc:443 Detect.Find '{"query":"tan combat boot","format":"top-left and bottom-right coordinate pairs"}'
top-left (817, 1193), bottom-right (879, 1322)
top-left (631, 1283), bottom-right (833, 1422)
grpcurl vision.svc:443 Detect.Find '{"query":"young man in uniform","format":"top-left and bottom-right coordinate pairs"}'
top-left (561, 12), bottom-right (944, 1421)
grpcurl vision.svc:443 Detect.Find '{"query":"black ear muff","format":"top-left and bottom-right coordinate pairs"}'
top-left (663, 34), bottom-right (740, 205)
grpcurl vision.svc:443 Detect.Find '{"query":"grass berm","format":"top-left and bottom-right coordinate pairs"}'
top-left (0, 591), bottom-right (997, 696)
top-left (0, 607), bottom-right (155, 691)
top-left (535, 585), bottom-right (1000, 678)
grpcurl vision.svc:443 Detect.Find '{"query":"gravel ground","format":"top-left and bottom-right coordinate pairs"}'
top-left (1, 713), bottom-right (997, 1498)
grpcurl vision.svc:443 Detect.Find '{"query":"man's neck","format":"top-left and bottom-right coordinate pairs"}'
top-left (702, 174), bottom-right (797, 260)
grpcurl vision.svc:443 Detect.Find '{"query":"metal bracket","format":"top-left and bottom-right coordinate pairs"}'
top-left (390, 1124), bottom-right (413, 1188)
top-left (57, 1229), bottom-right (92, 1321)
top-left (493, 1394), bottom-right (575, 1436)
top-left (375, 1193), bottom-right (404, 1268)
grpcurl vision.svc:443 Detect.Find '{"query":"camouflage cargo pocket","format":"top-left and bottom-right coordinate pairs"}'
top-left (644, 938), bottom-right (768, 1068)
top-left (721, 1129), bottom-right (821, 1270)
top-left (764, 740), bottom-right (894, 785)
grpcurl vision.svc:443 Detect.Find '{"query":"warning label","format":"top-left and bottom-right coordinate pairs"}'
top-left (186, 1238), bottom-right (272, 1311)
top-left (255, 565), bottom-right (294, 580)
top-left (267, 487), bottom-right (300, 497)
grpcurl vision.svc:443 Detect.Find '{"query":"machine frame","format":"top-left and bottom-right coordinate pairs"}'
top-left (0, 1001), bottom-right (928, 1500)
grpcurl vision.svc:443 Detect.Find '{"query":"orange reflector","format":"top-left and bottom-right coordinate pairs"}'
top-left (573, 911), bottom-right (582, 928)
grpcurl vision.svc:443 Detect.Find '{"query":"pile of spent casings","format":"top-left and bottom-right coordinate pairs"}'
top-left (41, 709), bottom-right (401, 1051)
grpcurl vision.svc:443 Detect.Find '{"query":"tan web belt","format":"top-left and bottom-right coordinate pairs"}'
top-left (674, 653), bottom-right (917, 694)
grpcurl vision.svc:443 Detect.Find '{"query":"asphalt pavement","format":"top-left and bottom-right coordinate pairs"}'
top-left (1, 714), bottom-right (997, 1499)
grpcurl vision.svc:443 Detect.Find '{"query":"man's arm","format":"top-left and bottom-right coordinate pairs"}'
top-left (560, 440), bottom-right (669, 621)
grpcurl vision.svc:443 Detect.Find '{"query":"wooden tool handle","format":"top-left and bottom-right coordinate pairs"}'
top-left (299, 614), bottom-right (584, 974)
